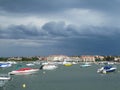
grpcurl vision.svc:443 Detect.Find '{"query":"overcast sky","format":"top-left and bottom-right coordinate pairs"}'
top-left (0, 0), bottom-right (120, 57)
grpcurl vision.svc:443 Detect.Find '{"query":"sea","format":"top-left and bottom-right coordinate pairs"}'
top-left (0, 62), bottom-right (120, 90)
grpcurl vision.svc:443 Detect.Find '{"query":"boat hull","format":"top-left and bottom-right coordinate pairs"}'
top-left (40, 65), bottom-right (57, 70)
top-left (0, 74), bottom-right (11, 80)
top-left (80, 64), bottom-right (91, 67)
top-left (9, 69), bottom-right (39, 75)
top-left (97, 66), bottom-right (117, 74)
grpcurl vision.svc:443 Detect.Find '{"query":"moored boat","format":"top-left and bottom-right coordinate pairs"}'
top-left (80, 63), bottom-right (91, 67)
top-left (40, 64), bottom-right (58, 70)
top-left (97, 65), bottom-right (117, 74)
top-left (0, 74), bottom-right (11, 81)
top-left (64, 63), bottom-right (72, 66)
top-left (9, 68), bottom-right (39, 75)
top-left (0, 74), bottom-right (11, 87)
top-left (0, 63), bottom-right (12, 68)
top-left (63, 61), bottom-right (72, 66)
top-left (26, 63), bottom-right (35, 66)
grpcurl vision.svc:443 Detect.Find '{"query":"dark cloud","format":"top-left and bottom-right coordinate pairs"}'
top-left (42, 21), bottom-right (80, 37)
top-left (0, 0), bottom-right (74, 14)
top-left (76, 0), bottom-right (120, 14)
top-left (0, 21), bottom-right (120, 40)
top-left (0, 25), bottom-right (40, 39)
top-left (57, 37), bottom-right (120, 56)
top-left (1, 21), bottom-right (120, 56)
top-left (0, 0), bottom-right (119, 14)
top-left (0, 0), bottom-right (120, 56)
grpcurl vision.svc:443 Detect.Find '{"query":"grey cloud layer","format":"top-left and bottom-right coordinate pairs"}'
top-left (0, 0), bottom-right (120, 56)
top-left (0, 21), bottom-right (120, 56)
top-left (0, 0), bottom-right (119, 14)
top-left (0, 21), bottom-right (120, 40)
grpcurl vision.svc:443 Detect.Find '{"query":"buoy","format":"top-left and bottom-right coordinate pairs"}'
top-left (22, 84), bottom-right (26, 88)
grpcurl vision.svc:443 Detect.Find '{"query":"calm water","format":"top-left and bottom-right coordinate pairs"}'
top-left (0, 63), bottom-right (120, 90)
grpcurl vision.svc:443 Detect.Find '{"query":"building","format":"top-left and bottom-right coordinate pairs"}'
top-left (8, 57), bottom-right (22, 61)
top-left (80, 55), bottom-right (95, 62)
top-left (47, 55), bottom-right (70, 62)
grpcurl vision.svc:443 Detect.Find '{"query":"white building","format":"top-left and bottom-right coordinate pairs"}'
top-left (47, 55), bottom-right (70, 62)
top-left (80, 55), bottom-right (95, 62)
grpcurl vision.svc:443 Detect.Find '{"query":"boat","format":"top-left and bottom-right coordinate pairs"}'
top-left (0, 74), bottom-right (11, 87)
top-left (26, 63), bottom-right (35, 66)
top-left (64, 63), bottom-right (72, 66)
top-left (80, 64), bottom-right (91, 67)
top-left (63, 61), bottom-right (72, 66)
top-left (0, 63), bottom-right (12, 68)
top-left (80, 62), bottom-right (91, 67)
top-left (0, 74), bottom-right (11, 81)
top-left (40, 64), bottom-right (58, 70)
top-left (9, 67), bottom-right (39, 75)
top-left (97, 65), bottom-right (117, 74)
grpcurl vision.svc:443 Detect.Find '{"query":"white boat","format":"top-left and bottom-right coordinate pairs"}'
top-left (80, 62), bottom-right (91, 67)
top-left (0, 74), bottom-right (11, 87)
top-left (40, 64), bottom-right (57, 70)
top-left (26, 63), bottom-right (35, 66)
top-left (97, 66), bottom-right (117, 74)
top-left (9, 68), bottom-right (39, 75)
top-left (0, 63), bottom-right (12, 68)
top-left (7, 61), bottom-right (17, 64)
top-left (0, 74), bottom-right (11, 80)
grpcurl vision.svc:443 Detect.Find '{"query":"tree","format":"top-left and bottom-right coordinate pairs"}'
top-left (104, 56), bottom-right (114, 61)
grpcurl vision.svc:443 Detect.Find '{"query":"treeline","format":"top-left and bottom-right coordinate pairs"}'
top-left (21, 57), bottom-right (39, 61)
top-left (95, 56), bottom-right (115, 62)
top-left (0, 57), bottom-right (39, 61)
top-left (0, 57), bottom-right (8, 61)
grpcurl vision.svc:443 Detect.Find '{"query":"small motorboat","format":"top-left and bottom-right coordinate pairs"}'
top-left (64, 63), bottom-right (72, 66)
top-left (0, 63), bottom-right (12, 68)
top-left (26, 63), bottom-right (35, 66)
top-left (40, 64), bottom-right (58, 70)
top-left (9, 68), bottom-right (39, 75)
top-left (0, 74), bottom-right (11, 87)
top-left (63, 61), bottom-right (72, 66)
top-left (97, 65), bottom-right (117, 74)
top-left (80, 62), bottom-right (91, 67)
top-left (0, 74), bottom-right (11, 81)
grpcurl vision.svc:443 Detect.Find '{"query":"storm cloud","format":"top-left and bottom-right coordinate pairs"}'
top-left (0, 21), bottom-right (120, 39)
top-left (0, 0), bottom-right (119, 14)
top-left (0, 0), bottom-right (120, 56)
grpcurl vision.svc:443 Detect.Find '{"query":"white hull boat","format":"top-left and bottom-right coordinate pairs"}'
top-left (40, 64), bottom-right (57, 70)
top-left (0, 74), bottom-right (11, 80)
top-left (9, 68), bottom-right (39, 75)
top-left (97, 66), bottom-right (117, 74)
top-left (80, 63), bottom-right (91, 67)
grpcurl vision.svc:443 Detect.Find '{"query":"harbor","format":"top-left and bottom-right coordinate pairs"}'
top-left (0, 61), bottom-right (120, 90)
top-left (0, 0), bottom-right (120, 90)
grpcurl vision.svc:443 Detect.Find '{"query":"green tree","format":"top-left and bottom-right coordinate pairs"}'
top-left (0, 57), bottom-right (8, 61)
top-left (104, 56), bottom-right (114, 61)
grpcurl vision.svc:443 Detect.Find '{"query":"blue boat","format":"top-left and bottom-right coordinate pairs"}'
top-left (0, 63), bottom-right (12, 68)
top-left (97, 65), bottom-right (117, 74)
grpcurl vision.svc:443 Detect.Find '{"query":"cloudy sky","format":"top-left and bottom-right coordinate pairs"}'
top-left (0, 0), bottom-right (120, 57)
